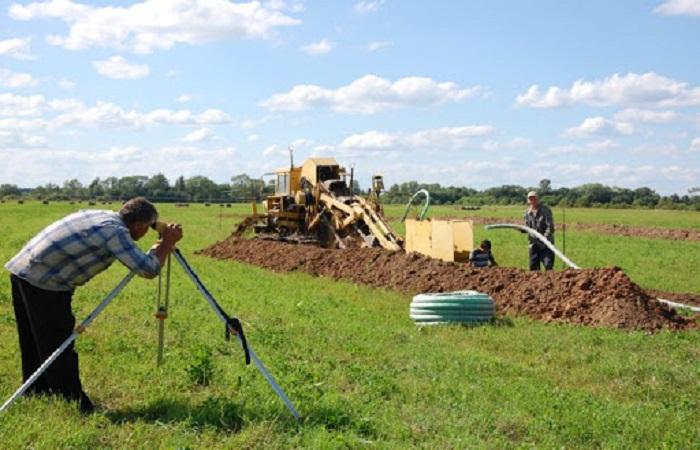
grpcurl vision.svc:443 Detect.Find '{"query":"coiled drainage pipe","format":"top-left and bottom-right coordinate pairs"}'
top-left (485, 223), bottom-right (699, 313)
top-left (410, 291), bottom-right (495, 325)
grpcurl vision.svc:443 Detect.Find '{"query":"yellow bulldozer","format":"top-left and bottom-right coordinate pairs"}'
top-left (246, 157), bottom-right (402, 251)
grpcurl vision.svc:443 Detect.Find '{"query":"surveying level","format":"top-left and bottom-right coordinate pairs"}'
top-left (0, 238), bottom-right (300, 421)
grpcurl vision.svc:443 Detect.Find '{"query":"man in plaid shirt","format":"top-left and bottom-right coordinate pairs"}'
top-left (5, 197), bottom-right (182, 413)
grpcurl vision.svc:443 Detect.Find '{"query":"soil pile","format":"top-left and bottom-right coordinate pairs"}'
top-left (200, 238), bottom-right (696, 332)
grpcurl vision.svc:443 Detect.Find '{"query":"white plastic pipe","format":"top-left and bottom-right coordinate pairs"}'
top-left (485, 223), bottom-right (580, 269)
top-left (656, 298), bottom-right (700, 313)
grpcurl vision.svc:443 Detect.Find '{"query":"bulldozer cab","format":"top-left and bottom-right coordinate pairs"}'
top-left (274, 166), bottom-right (302, 196)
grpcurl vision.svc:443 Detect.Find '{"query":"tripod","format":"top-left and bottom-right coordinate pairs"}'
top-left (0, 249), bottom-right (300, 421)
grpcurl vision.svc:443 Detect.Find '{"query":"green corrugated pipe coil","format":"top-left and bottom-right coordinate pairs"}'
top-left (410, 291), bottom-right (495, 325)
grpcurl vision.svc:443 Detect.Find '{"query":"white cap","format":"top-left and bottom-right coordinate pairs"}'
top-left (527, 191), bottom-right (538, 198)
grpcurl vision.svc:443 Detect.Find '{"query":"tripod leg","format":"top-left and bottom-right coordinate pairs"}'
top-left (156, 255), bottom-right (171, 367)
top-left (0, 272), bottom-right (135, 414)
top-left (172, 249), bottom-right (301, 421)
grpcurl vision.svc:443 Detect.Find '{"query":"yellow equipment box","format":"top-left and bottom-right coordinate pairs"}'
top-left (405, 219), bottom-right (474, 263)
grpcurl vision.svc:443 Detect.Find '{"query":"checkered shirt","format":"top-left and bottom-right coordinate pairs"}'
top-left (5, 210), bottom-right (160, 292)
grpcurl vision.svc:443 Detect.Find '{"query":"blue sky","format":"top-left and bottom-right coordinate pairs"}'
top-left (0, 0), bottom-right (698, 194)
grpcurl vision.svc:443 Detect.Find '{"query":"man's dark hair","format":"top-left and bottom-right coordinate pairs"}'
top-left (480, 239), bottom-right (491, 250)
top-left (119, 197), bottom-right (158, 226)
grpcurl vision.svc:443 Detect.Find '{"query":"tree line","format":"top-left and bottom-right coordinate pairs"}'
top-left (383, 179), bottom-right (700, 210)
top-left (1, 175), bottom-right (699, 210)
top-left (0, 174), bottom-right (274, 203)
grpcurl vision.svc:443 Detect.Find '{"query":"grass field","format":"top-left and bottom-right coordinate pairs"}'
top-left (0, 202), bottom-right (698, 448)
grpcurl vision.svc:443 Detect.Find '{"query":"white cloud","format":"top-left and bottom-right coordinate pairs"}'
top-left (336, 125), bottom-right (496, 153)
top-left (0, 68), bottom-right (37, 88)
top-left (262, 144), bottom-right (278, 156)
top-left (354, 0), bottom-right (384, 14)
top-left (261, 74), bottom-right (482, 114)
top-left (176, 94), bottom-right (192, 103)
top-left (0, 37), bottom-right (36, 60)
top-left (10, 0), bottom-right (301, 54)
top-left (93, 56), bottom-right (150, 79)
top-left (57, 78), bottom-right (76, 90)
top-left (290, 137), bottom-right (313, 149)
top-left (53, 101), bottom-right (232, 128)
top-left (367, 40), bottom-right (392, 52)
top-left (300, 38), bottom-right (334, 55)
top-left (613, 108), bottom-right (678, 123)
top-left (0, 117), bottom-right (46, 132)
top-left (508, 137), bottom-right (532, 148)
top-left (247, 133), bottom-right (260, 142)
top-left (0, 144), bottom-right (240, 186)
top-left (537, 140), bottom-right (621, 157)
top-left (654, 0), bottom-right (700, 16)
top-left (0, 93), bottom-right (45, 116)
top-left (565, 117), bottom-right (635, 138)
top-left (183, 127), bottom-right (217, 143)
top-left (516, 72), bottom-right (700, 108)
top-left (480, 136), bottom-right (532, 151)
top-left (690, 137), bottom-right (700, 152)
top-left (0, 130), bottom-right (46, 147)
top-left (98, 145), bottom-right (141, 162)
top-left (532, 161), bottom-right (700, 188)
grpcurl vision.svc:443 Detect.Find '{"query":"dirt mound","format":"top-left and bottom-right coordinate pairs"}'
top-left (199, 238), bottom-right (696, 332)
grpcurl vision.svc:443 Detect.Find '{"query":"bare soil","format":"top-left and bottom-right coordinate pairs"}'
top-left (199, 238), bottom-right (697, 332)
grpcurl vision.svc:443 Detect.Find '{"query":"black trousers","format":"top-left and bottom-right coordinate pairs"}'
top-left (10, 275), bottom-right (86, 402)
top-left (529, 244), bottom-right (555, 271)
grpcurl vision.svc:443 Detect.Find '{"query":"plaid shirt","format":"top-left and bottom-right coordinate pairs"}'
top-left (5, 210), bottom-right (160, 292)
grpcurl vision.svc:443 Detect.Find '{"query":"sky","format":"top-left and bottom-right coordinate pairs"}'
top-left (0, 0), bottom-right (699, 194)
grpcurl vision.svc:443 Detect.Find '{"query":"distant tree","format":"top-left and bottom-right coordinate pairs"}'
top-left (145, 173), bottom-right (170, 199)
top-left (632, 187), bottom-right (660, 208)
top-left (538, 178), bottom-right (552, 194)
top-left (174, 176), bottom-right (186, 193)
top-left (62, 178), bottom-right (85, 199)
top-left (116, 176), bottom-right (149, 199)
top-left (100, 177), bottom-right (119, 199)
top-left (88, 177), bottom-right (105, 199)
top-left (231, 173), bottom-right (266, 201)
top-left (185, 176), bottom-right (219, 202)
top-left (0, 184), bottom-right (21, 198)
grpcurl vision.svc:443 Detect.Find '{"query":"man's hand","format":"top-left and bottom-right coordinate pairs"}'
top-left (153, 223), bottom-right (183, 266)
top-left (161, 223), bottom-right (183, 246)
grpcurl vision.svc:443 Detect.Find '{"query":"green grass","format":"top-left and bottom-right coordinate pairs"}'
top-left (385, 203), bottom-right (700, 230)
top-left (0, 202), bottom-right (698, 448)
